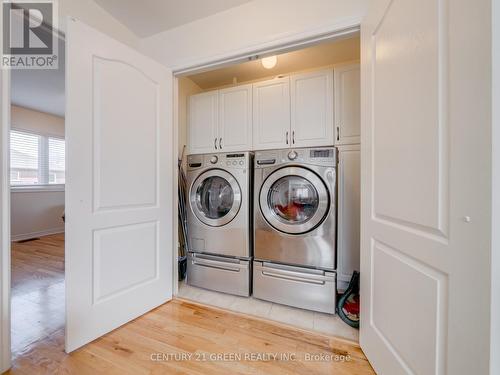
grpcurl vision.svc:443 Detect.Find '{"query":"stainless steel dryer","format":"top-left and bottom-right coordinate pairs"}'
top-left (186, 152), bottom-right (252, 296)
top-left (253, 147), bottom-right (337, 313)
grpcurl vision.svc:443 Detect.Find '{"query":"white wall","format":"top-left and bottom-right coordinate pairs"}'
top-left (11, 191), bottom-right (64, 241)
top-left (140, 0), bottom-right (367, 69)
top-left (10, 106), bottom-right (65, 241)
top-left (59, 0), bottom-right (140, 49)
top-left (178, 77), bottom-right (203, 160)
top-left (492, 0), bottom-right (500, 373)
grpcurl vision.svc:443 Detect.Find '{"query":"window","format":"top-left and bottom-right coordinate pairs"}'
top-left (10, 129), bottom-right (65, 186)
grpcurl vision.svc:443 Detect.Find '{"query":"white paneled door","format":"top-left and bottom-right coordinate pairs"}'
top-left (65, 19), bottom-right (173, 352)
top-left (361, 0), bottom-right (491, 374)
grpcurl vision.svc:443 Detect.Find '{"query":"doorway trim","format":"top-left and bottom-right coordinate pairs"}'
top-left (0, 53), bottom-right (12, 374)
top-left (172, 20), bottom-right (361, 76)
top-left (170, 17), bottom-right (362, 295)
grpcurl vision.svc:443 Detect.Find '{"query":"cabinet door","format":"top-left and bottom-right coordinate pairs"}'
top-left (337, 145), bottom-right (360, 291)
top-left (218, 84), bottom-right (252, 152)
top-left (252, 77), bottom-right (290, 150)
top-left (290, 69), bottom-right (334, 147)
top-left (188, 91), bottom-right (218, 154)
top-left (334, 64), bottom-right (360, 145)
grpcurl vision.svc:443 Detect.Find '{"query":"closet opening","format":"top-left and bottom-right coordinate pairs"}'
top-left (174, 32), bottom-right (361, 342)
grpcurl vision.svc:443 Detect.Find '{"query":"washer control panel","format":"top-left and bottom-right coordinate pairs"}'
top-left (187, 152), bottom-right (251, 170)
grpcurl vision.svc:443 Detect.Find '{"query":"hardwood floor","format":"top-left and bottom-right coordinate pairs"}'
top-left (11, 234), bottom-right (65, 355)
top-left (7, 234), bottom-right (374, 375)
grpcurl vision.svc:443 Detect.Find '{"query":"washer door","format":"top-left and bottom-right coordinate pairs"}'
top-left (190, 169), bottom-right (242, 227)
top-left (260, 167), bottom-right (329, 234)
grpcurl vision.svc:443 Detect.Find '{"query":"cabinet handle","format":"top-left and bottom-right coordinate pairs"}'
top-left (214, 137), bottom-right (218, 150)
top-left (336, 126), bottom-right (340, 142)
top-left (219, 137), bottom-right (222, 149)
top-left (292, 131), bottom-right (295, 144)
top-left (286, 131), bottom-right (289, 145)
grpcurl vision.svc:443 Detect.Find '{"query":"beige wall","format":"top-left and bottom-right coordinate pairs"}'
top-left (10, 106), bottom-right (65, 241)
top-left (11, 105), bottom-right (64, 136)
top-left (178, 77), bottom-right (203, 161)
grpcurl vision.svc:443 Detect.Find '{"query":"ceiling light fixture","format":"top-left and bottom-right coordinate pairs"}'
top-left (261, 55), bottom-right (277, 69)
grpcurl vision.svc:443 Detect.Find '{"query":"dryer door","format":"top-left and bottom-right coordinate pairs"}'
top-left (260, 167), bottom-right (329, 234)
top-left (190, 169), bottom-right (242, 227)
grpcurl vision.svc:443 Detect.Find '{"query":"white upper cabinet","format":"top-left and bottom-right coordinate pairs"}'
top-left (187, 65), bottom-right (360, 154)
top-left (252, 77), bottom-right (290, 151)
top-left (218, 84), bottom-right (252, 152)
top-left (188, 91), bottom-right (219, 154)
top-left (334, 63), bottom-right (360, 145)
top-left (290, 69), bottom-right (334, 147)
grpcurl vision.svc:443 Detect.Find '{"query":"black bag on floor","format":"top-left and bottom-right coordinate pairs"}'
top-left (337, 271), bottom-right (360, 329)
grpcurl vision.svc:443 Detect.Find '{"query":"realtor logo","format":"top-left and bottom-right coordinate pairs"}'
top-left (2, 0), bottom-right (59, 69)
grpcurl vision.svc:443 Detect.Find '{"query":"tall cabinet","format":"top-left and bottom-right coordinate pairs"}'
top-left (337, 144), bottom-right (361, 291)
top-left (335, 63), bottom-right (361, 291)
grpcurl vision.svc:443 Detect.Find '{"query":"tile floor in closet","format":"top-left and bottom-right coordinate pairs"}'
top-left (177, 280), bottom-right (358, 342)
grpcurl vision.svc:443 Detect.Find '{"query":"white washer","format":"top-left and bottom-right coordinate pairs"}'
top-left (186, 152), bottom-right (252, 296)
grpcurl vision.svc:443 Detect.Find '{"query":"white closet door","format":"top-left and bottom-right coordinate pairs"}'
top-left (188, 91), bottom-right (218, 154)
top-left (218, 84), bottom-right (252, 152)
top-left (336, 145), bottom-right (360, 291)
top-left (253, 77), bottom-right (290, 150)
top-left (290, 69), bottom-right (334, 147)
top-left (334, 64), bottom-right (360, 145)
top-left (65, 19), bottom-right (173, 352)
top-left (361, 0), bottom-right (492, 374)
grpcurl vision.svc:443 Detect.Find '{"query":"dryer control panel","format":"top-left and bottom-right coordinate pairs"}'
top-left (254, 147), bottom-right (336, 168)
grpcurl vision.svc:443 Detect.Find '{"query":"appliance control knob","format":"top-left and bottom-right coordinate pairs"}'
top-left (288, 151), bottom-right (298, 160)
top-left (210, 156), bottom-right (218, 164)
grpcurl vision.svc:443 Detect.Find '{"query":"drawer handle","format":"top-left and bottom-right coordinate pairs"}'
top-left (261, 271), bottom-right (326, 285)
top-left (214, 137), bottom-right (218, 150)
top-left (192, 257), bottom-right (243, 272)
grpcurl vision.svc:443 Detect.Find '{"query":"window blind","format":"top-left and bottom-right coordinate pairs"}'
top-left (10, 129), bottom-right (65, 186)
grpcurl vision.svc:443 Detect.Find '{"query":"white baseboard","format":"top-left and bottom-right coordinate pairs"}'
top-left (11, 227), bottom-right (65, 242)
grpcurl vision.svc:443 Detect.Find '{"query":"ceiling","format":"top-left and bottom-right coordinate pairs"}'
top-left (11, 37), bottom-right (65, 117)
top-left (94, 0), bottom-right (253, 37)
top-left (187, 36), bottom-right (360, 90)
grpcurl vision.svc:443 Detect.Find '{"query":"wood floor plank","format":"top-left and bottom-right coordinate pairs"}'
top-left (7, 234), bottom-right (375, 375)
